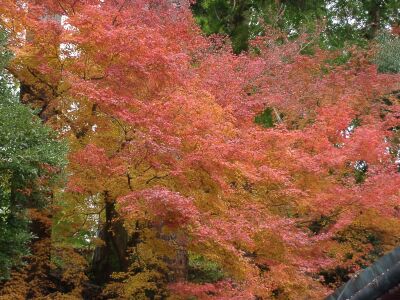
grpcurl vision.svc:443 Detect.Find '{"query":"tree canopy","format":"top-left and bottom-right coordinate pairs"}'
top-left (192, 0), bottom-right (400, 52)
top-left (0, 1), bottom-right (399, 299)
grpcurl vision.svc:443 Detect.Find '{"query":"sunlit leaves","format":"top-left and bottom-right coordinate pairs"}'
top-left (1, 0), bottom-right (400, 298)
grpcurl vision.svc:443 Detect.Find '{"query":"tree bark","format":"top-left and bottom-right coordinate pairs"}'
top-left (366, 0), bottom-right (383, 40)
top-left (92, 192), bottom-right (129, 285)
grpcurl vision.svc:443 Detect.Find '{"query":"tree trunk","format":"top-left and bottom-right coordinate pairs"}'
top-left (92, 192), bottom-right (129, 285)
top-left (366, 0), bottom-right (383, 40)
top-left (153, 222), bottom-right (189, 282)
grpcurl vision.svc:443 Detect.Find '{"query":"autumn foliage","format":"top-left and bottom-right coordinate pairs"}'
top-left (0, 0), bottom-right (400, 299)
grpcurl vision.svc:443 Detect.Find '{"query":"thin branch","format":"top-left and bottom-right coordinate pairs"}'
top-left (26, 66), bottom-right (59, 97)
top-left (273, 107), bottom-right (283, 123)
top-left (146, 173), bottom-right (169, 185)
top-left (57, 1), bottom-right (69, 15)
top-left (112, 0), bottom-right (129, 26)
top-left (70, 0), bottom-right (79, 14)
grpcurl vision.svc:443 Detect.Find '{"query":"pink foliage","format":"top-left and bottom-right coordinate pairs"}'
top-left (119, 187), bottom-right (199, 228)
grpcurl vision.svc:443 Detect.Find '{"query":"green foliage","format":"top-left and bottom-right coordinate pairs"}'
top-left (192, 0), bottom-right (327, 52)
top-left (192, 0), bottom-right (400, 52)
top-left (354, 160), bottom-right (368, 184)
top-left (254, 107), bottom-right (275, 128)
top-left (192, 0), bottom-right (256, 52)
top-left (188, 253), bottom-right (224, 283)
top-left (325, 50), bottom-right (352, 66)
top-left (0, 187), bottom-right (31, 280)
top-left (0, 30), bottom-right (67, 279)
top-left (376, 33), bottom-right (400, 74)
top-left (327, 0), bottom-right (400, 42)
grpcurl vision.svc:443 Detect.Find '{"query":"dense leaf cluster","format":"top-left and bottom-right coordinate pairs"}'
top-left (0, 1), bottom-right (399, 299)
top-left (0, 30), bottom-right (66, 280)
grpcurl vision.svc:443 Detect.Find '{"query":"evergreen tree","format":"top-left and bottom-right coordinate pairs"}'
top-left (0, 30), bottom-right (66, 280)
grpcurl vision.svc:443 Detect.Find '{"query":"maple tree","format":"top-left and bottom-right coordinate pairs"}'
top-left (0, 0), bottom-right (400, 299)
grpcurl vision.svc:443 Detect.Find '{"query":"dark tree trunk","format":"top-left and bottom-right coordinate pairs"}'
top-left (153, 222), bottom-right (189, 282)
top-left (167, 237), bottom-right (189, 282)
top-left (92, 192), bottom-right (129, 285)
top-left (365, 0), bottom-right (383, 40)
top-left (91, 202), bottom-right (189, 286)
